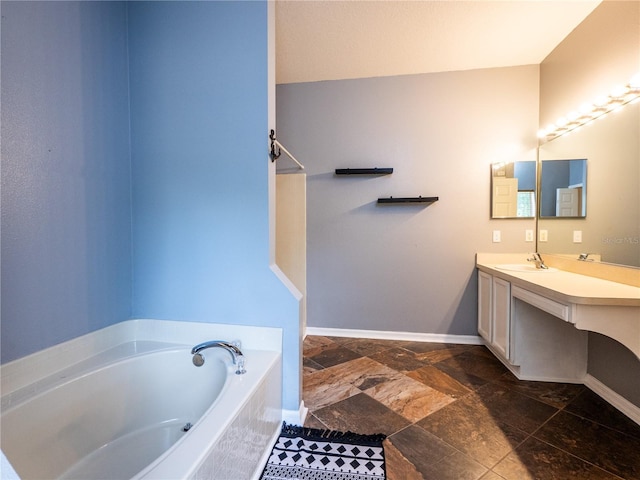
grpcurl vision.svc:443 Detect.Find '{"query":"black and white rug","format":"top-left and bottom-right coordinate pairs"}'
top-left (260, 423), bottom-right (386, 480)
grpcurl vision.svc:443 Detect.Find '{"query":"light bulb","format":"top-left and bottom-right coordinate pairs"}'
top-left (593, 95), bottom-right (608, 107)
top-left (610, 84), bottom-right (628, 98)
top-left (578, 103), bottom-right (594, 120)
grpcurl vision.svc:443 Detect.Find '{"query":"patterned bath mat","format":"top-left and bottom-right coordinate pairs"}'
top-left (260, 423), bottom-right (386, 480)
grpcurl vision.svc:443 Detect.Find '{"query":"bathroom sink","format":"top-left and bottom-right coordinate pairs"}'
top-left (495, 264), bottom-right (558, 273)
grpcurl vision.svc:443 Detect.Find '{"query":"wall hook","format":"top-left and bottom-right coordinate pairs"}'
top-left (269, 129), bottom-right (281, 162)
top-left (269, 129), bottom-right (304, 169)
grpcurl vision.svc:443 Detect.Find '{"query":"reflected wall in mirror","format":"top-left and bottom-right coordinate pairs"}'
top-left (491, 161), bottom-right (536, 218)
top-left (538, 101), bottom-right (639, 267)
top-left (539, 159), bottom-right (587, 218)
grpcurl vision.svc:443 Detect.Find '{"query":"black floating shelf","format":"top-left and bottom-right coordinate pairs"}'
top-left (335, 168), bottom-right (393, 175)
top-left (377, 196), bottom-right (439, 204)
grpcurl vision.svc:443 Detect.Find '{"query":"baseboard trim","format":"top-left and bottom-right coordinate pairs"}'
top-left (583, 374), bottom-right (640, 426)
top-left (281, 401), bottom-right (308, 426)
top-left (305, 327), bottom-right (483, 345)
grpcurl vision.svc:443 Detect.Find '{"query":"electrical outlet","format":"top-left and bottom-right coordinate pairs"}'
top-left (539, 229), bottom-right (548, 242)
top-left (573, 230), bottom-right (583, 243)
top-left (492, 230), bottom-right (501, 243)
top-left (525, 229), bottom-right (534, 242)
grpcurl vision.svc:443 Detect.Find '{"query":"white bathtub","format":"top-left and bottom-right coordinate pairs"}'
top-left (0, 320), bottom-right (283, 480)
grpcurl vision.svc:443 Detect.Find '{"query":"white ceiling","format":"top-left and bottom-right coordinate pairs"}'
top-left (275, 0), bottom-right (602, 84)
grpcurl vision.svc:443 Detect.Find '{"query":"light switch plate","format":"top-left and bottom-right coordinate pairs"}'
top-left (525, 229), bottom-right (534, 242)
top-left (492, 230), bottom-right (501, 243)
top-left (539, 229), bottom-right (548, 242)
top-left (573, 230), bottom-right (583, 243)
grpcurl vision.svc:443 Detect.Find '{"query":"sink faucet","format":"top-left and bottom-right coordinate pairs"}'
top-left (578, 253), bottom-right (593, 261)
top-left (527, 252), bottom-right (548, 269)
top-left (191, 340), bottom-right (246, 375)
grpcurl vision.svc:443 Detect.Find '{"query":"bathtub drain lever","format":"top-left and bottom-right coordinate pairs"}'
top-left (182, 422), bottom-right (192, 432)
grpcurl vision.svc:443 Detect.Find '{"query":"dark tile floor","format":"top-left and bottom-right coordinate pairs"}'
top-left (302, 335), bottom-right (640, 480)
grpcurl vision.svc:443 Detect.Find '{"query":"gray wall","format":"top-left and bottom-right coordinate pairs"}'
top-left (588, 333), bottom-right (640, 407)
top-left (277, 65), bottom-right (539, 336)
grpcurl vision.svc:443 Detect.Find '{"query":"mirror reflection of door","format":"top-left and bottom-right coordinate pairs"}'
top-left (556, 187), bottom-right (581, 216)
top-left (493, 178), bottom-right (518, 217)
top-left (490, 161), bottom-right (536, 218)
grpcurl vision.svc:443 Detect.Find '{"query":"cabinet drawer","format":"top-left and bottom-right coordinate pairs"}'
top-left (512, 285), bottom-right (571, 322)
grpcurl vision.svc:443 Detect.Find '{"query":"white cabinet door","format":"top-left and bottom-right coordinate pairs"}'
top-left (492, 276), bottom-right (511, 359)
top-left (478, 271), bottom-right (492, 341)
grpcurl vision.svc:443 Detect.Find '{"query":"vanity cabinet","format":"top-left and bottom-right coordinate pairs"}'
top-left (478, 267), bottom-right (592, 380)
top-left (476, 253), bottom-right (640, 423)
top-left (477, 271), bottom-right (513, 362)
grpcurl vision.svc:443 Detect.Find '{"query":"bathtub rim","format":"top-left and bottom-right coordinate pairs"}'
top-left (1, 318), bottom-right (282, 397)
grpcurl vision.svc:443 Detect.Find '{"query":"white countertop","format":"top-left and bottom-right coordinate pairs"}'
top-left (476, 253), bottom-right (640, 307)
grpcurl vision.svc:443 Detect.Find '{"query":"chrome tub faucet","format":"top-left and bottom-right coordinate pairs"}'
top-left (191, 340), bottom-right (246, 375)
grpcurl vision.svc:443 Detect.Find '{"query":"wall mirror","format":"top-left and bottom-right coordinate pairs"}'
top-left (538, 101), bottom-right (639, 267)
top-left (490, 161), bottom-right (536, 218)
top-left (539, 159), bottom-right (587, 218)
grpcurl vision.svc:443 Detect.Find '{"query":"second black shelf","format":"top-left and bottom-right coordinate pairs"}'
top-left (377, 196), bottom-right (439, 204)
top-left (335, 168), bottom-right (393, 175)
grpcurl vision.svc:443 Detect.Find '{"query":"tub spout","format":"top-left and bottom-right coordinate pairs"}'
top-left (191, 341), bottom-right (246, 375)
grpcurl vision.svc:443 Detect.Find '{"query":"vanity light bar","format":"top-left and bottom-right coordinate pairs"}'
top-left (538, 73), bottom-right (640, 143)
